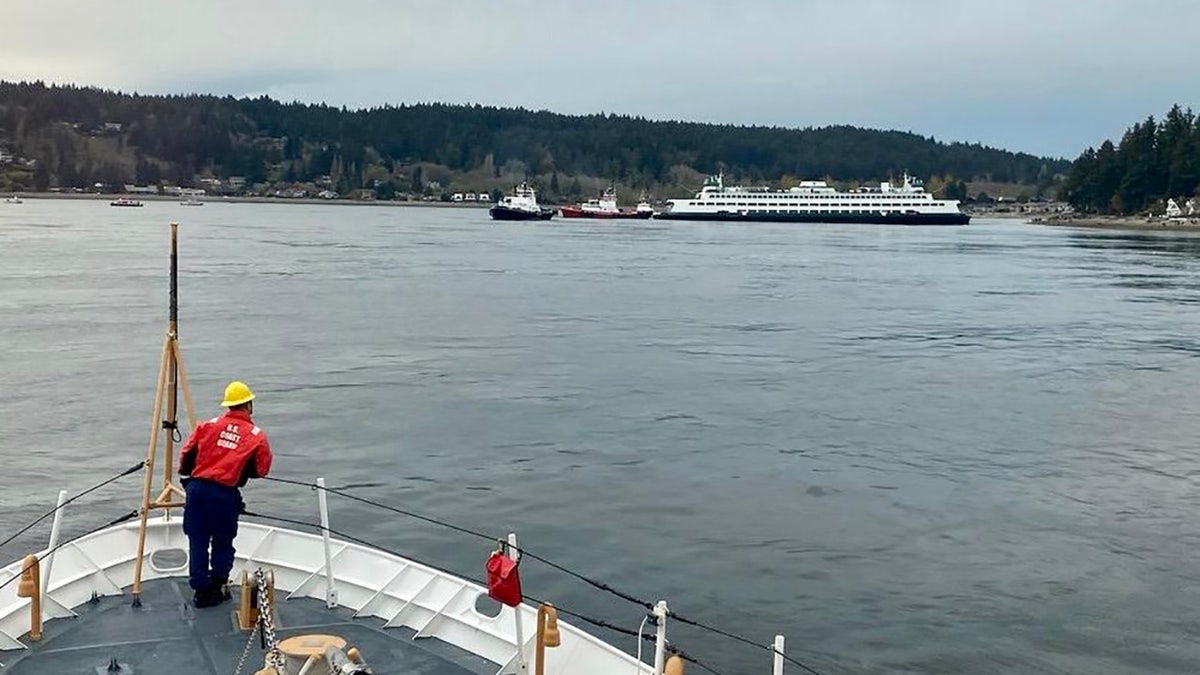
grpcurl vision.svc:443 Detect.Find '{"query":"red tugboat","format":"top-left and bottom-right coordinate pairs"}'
top-left (559, 187), bottom-right (654, 219)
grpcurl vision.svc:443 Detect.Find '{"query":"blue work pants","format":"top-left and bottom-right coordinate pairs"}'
top-left (183, 479), bottom-right (241, 591)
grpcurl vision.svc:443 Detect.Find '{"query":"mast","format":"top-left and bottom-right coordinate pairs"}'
top-left (131, 223), bottom-right (196, 605)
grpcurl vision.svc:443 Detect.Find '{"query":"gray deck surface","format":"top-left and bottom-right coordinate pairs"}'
top-left (0, 578), bottom-right (495, 674)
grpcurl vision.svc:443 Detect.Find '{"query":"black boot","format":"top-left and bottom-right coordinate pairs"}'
top-left (208, 578), bottom-right (231, 604)
top-left (192, 587), bottom-right (220, 609)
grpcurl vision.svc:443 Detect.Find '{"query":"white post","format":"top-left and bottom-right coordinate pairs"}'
top-left (506, 531), bottom-right (526, 671)
top-left (652, 600), bottom-right (669, 675)
top-left (316, 477), bottom-right (338, 608)
top-left (772, 635), bottom-right (785, 675)
top-left (41, 490), bottom-right (68, 605)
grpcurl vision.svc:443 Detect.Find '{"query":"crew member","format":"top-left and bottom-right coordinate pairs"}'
top-left (179, 380), bottom-right (273, 608)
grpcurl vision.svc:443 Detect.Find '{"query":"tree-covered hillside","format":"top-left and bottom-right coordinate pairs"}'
top-left (1063, 105), bottom-right (1200, 214)
top-left (0, 81), bottom-right (1067, 198)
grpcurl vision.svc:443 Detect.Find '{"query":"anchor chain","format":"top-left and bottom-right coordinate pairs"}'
top-left (257, 568), bottom-right (287, 672)
top-left (232, 568), bottom-right (285, 675)
top-left (232, 623), bottom-right (258, 675)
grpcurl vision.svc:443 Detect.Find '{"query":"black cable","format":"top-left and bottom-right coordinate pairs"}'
top-left (0, 509), bottom-right (140, 596)
top-left (256, 480), bottom-right (833, 674)
top-left (261, 476), bottom-right (498, 543)
top-left (244, 509), bottom-right (818, 674)
top-left (243, 510), bottom-right (653, 644)
top-left (670, 612), bottom-right (829, 675)
top-left (0, 461), bottom-right (145, 551)
top-left (261, 475), bottom-right (654, 608)
top-left (243, 510), bottom-right (486, 587)
top-left (673, 648), bottom-right (729, 675)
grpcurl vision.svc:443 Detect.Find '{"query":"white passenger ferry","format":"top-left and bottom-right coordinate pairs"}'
top-left (655, 173), bottom-right (969, 225)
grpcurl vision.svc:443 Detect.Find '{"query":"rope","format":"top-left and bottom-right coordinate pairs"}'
top-left (0, 510), bottom-right (140, 596)
top-left (0, 461), bottom-right (145, 551)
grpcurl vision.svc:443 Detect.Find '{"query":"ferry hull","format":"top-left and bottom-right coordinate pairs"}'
top-left (654, 211), bottom-right (969, 225)
top-left (489, 206), bottom-right (555, 221)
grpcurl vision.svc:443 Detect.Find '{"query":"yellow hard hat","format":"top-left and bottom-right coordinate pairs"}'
top-left (220, 381), bottom-right (256, 407)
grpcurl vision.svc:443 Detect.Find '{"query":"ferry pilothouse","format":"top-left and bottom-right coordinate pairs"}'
top-left (654, 173), bottom-right (970, 225)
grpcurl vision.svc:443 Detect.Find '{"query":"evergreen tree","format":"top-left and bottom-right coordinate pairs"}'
top-left (1064, 106), bottom-right (1200, 214)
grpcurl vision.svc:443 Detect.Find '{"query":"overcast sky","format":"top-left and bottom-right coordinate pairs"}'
top-left (2, 0), bottom-right (1196, 159)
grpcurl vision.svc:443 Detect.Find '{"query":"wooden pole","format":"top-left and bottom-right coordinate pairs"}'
top-left (174, 338), bottom-right (198, 431)
top-left (132, 335), bottom-right (170, 603)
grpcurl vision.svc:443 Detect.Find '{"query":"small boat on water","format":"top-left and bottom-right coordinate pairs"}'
top-left (3, 194), bottom-right (22, 204)
top-left (559, 187), bottom-right (654, 219)
top-left (110, 197), bottom-right (144, 207)
top-left (489, 183), bottom-right (555, 221)
top-left (180, 198), bottom-right (203, 206)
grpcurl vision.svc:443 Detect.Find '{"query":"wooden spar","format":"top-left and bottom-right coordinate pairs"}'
top-left (131, 335), bottom-right (169, 603)
top-left (174, 339), bottom-right (198, 430)
top-left (132, 223), bottom-right (193, 604)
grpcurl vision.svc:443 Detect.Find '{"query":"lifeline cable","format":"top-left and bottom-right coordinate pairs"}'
top-left (244, 510), bottom-right (814, 675)
top-left (0, 461), bottom-right (145, 551)
top-left (673, 648), bottom-right (729, 675)
top-left (243, 510), bottom-right (653, 643)
top-left (669, 612), bottom-right (829, 675)
top-left (261, 475), bottom-right (654, 608)
top-left (0, 509), bottom-right (140, 596)
top-left (256, 478), bottom-right (833, 675)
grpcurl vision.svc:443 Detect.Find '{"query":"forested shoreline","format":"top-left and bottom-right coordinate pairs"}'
top-left (0, 81), bottom-right (1067, 199)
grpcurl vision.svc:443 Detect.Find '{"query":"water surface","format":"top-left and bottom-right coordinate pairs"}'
top-left (3, 201), bottom-right (1200, 673)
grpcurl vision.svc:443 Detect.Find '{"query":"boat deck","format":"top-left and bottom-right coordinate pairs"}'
top-left (1, 577), bottom-right (492, 674)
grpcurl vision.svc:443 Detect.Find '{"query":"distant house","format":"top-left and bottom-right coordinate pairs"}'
top-left (123, 184), bottom-right (157, 194)
top-left (102, 122), bottom-right (123, 133)
top-left (318, 190), bottom-right (338, 200)
top-left (463, 193), bottom-right (478, 202)
top-left (228, 176), bottom-right (247, 189)
top-left (0, 151), bottom-right (12, 164)
top-left (1166, 198), bottom-right (1183, 219)
top-left (451, 193), bottom-right (464, 202)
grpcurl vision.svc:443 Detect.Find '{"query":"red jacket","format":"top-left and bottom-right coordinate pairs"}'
top-left (179, 409), bottom-right (272, 488)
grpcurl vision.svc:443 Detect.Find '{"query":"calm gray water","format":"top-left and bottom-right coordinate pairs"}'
top-left (4, 200), bottom-right (1200, 674)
